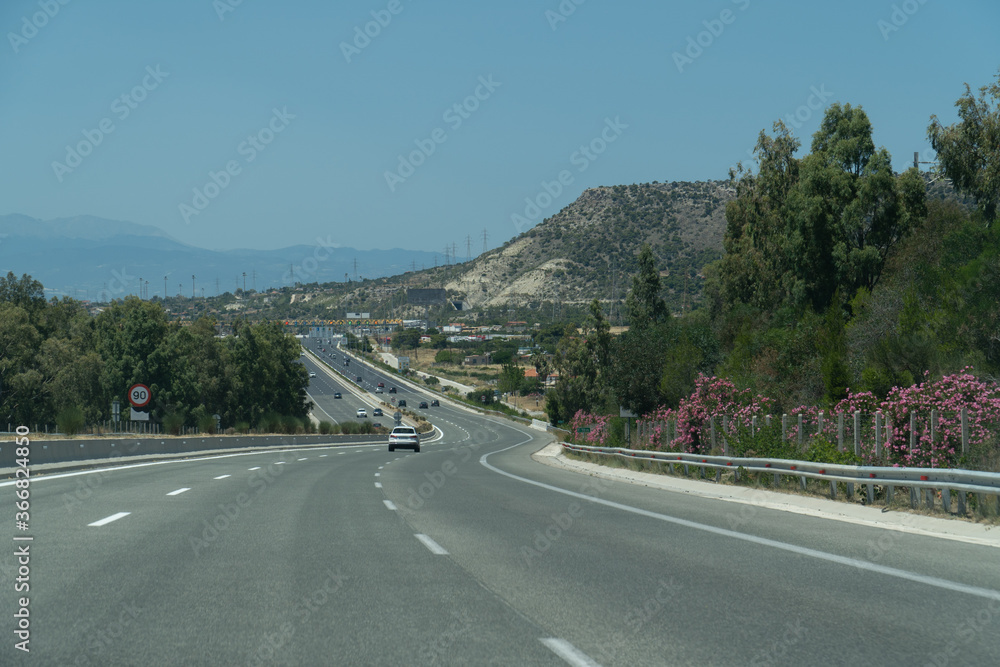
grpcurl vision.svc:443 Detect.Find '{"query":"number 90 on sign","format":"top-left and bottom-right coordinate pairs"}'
top-left (129, 383), bottom-right (151, 408)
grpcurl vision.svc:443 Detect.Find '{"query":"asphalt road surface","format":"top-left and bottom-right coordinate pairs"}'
top-left (3, 349), bottom-right (999, 665)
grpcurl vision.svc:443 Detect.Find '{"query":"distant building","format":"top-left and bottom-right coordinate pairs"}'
top-left (463, 354), bottom-right (491, 366)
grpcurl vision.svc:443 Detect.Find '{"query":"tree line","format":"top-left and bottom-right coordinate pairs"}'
top-left (0, 277), bottom-right (310, 433)
top-left (545, 69), bottom-right (1000, 424)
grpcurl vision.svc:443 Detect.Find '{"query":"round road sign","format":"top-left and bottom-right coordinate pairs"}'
top-left (129, 383), bottom-right (151, 408)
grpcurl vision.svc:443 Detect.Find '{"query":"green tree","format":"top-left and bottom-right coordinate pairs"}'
top-left (928, 68), bottom-right (1000, 224)
top-left (625, 244), bottom-right (667, 328)
top-left (497, 360), bottom-right (524, 395)
top-left (229, 320), bottom-right (311, 427)
top-left (819, 291), bottom-right (850, 405)
top-left (720, 121), bottom-right (801, 312)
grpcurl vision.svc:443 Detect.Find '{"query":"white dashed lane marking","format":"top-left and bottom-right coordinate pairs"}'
top-left (166, 488), bottom-right (189, 496)
top-left (88, 512), bottom-right (130, 527)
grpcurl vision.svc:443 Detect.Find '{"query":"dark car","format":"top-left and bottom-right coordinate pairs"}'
top-left (373, 408), bottom-right (383, 417)
top-left (397, 399), bottom-right (406, 407)
top-left (419, 401), bottom-right (428, 409)
top-left (430, 399), bottom-right (439, 406)
top-left (356, 376), bottom-right (362, 382)
top-left (333, 392), bottom-right (342, 399)
top-left (388, 387), bottom-right (396, 394)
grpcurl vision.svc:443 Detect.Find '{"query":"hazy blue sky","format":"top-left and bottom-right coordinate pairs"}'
top-left (3, 0), bottom-right (997, 253)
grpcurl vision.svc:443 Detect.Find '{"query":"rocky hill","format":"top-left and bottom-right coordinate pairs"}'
top-left (315, 180), bottom-right (734, 321)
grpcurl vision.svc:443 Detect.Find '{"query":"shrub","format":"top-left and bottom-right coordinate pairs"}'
top-left (192, 405), bottom-right (217, 434)
top-left (258, 411), bottom-right (282, 433)
top-left (163, 406), bottom-right (187, 436)
top-left (56, 405), bottom-right (85, 437)
top-left (318, 421), bottom-right (334, 435)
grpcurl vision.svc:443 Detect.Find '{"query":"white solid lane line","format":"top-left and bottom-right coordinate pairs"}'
top-left (213, 475), bottom-right (231, 480)
top-left (88, 512), bottom-right (131, 527)
top-left (383, 500), bottom-right (397, 510)
top-left (415, 534), bottom-right (448, 555)
top-left (482, 435), bottom-right (1000, 605)
top-left (540, 638), bottom-right (602, 667)
top-left (166, 488), bottom-right (190, 496)
top-left (248, 467), bottom-right (261, 471)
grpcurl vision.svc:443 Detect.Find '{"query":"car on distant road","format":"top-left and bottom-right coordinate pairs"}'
top-left (430, 399), bottom-right (439, 406)
top-left (309, 372), bottom-right (316, 378)
top-left (388, 387), bottom-right (396, 393)
top-left (375, 387), bottom-right (383, 393)
top-left (333, 392), bottom-right (341, 399)
top-left (373, 408), bottom-right (383, 416)
top-left (388, 426), bottom-right (420, 452)
top-left (419, 401), bottom-right (428, 409)
top-left (356, 408), bottom-right (367, 418)
top-left (397, 399), bottom-right (406, 407)
top-left (356, 376), bottom-right (362, 382)
top-left (377, 382), bottom-right (384, 387)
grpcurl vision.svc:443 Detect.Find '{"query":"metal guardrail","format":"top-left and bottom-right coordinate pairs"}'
top-left (562, 442), bottom-right (1000, 515)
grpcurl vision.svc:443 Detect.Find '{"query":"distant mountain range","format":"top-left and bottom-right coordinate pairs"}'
top-left (0, 214), bottom-right (439, 301)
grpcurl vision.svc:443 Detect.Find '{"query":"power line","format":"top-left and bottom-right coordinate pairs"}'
top-left (482, 228), bottom-right (489, 254)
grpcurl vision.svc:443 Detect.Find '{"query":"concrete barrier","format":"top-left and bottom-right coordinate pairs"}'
top-left (0, 433), bottom-right (385, 469)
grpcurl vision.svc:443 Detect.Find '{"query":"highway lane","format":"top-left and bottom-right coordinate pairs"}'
top-left (380, 414), bottom-right (1000, 665)
top-left (305, 339), bottom-right (1000, 664)
top-left (3, 349), bottom-right (999, 664)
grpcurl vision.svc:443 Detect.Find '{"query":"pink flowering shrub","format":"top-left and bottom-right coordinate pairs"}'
top-left (568, 410), bottom-right (613, 446)
top-left (877, 370), bottom-right (1000, 467)
top-left (642, 375), bottom-right (774, 453)
top-left (630, 370), bottom-right (1000, 468)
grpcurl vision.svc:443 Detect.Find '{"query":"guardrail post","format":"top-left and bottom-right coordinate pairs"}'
top-left (866, 483), bottom-right (874, 505)
top-left (837, 413), bottom-right (844, 451)
top-left (942, 488), bottom-right (952, 513)
top-left (886, 485), bottom-right (894, 505)
top-left (961, 408), bottom-right (969, 456)
top-left (925, 488), bottom-right (935, 510)
top-left (956, 491), bottom-right (966, 515)
top-left (829, 480), bottom-right (837, 499)
top-left (910, 487), bottom-right (918, 509)
top-left (721, 415), bottom-right (729, 455)
top-left (853, 411), bottom-right (861, 457)
top-left (875, 412), bottom-right (883, 460)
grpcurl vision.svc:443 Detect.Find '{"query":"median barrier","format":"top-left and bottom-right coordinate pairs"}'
top-left (0, 433), bottom-right (385, 470)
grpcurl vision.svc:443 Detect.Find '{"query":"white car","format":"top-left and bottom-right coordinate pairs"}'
top-left (388, 426), bottom-right (420, 452)
top-left (356, 408), bottom-right (367, 418)
top-left (309, 372), bottom-right (316, 378)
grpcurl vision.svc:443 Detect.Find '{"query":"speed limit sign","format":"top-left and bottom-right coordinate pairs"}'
top-left (129, 383), bottom-right (151, 408)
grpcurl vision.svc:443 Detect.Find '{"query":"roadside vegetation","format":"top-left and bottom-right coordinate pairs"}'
top-left (0, 284), bottom-right (311, 434)
top-left (553, 70), bottom-right (1000, 471)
